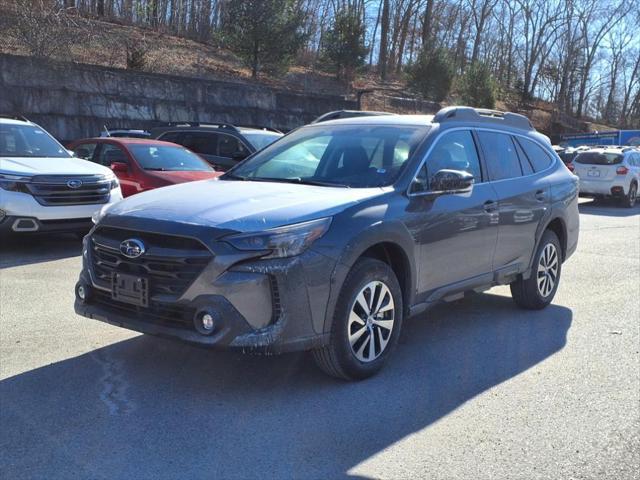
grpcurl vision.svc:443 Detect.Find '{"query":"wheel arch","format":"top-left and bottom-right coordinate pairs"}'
top-left (323, 222), bottom-right (417, 334)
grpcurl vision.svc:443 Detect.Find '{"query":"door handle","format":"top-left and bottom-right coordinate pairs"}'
top-left (535, 190), bottom-right (546, 201)
top-left (483, 200), bottom-right (498, 212)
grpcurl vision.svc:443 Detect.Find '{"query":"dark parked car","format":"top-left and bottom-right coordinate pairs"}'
top-left (75, 107), bottom-right (579, 380)
top-left (150, 123), bottom-right (283, 171)
top-left (69, 138), bottom-right (221, 197)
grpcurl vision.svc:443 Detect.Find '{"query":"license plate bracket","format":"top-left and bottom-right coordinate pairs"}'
top-left (112, 273), bottom-right (149, 307)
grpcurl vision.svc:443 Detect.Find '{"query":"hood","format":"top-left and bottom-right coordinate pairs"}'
top-left (0, 156), bottom-right (113, 177)
top-left (145, 170), bottom-right (222, 184)
top-left (104, 179), bottom-right (386, 233)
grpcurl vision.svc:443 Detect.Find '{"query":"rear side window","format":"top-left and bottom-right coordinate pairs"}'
top-left (513, 139), bottom-right (534, 175)
top-left (181, 132), bottom-right (218, 155)
top-left (477, 131), bottom-right (522, 180)
top-left (517, 137), bottom-right (554, 172)
top-left (574, 152), bottom-right (623, 165)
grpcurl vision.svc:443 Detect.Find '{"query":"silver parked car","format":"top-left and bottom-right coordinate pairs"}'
top-left (571, 147), bottom-right (640, 207)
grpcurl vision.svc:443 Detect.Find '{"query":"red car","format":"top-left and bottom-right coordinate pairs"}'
top-left (69, 138), bottom-right (221, 197)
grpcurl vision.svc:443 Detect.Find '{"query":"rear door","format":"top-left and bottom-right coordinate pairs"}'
top-left (477, 131), bottom-right (549, 274)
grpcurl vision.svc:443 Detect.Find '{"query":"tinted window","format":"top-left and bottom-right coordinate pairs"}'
top-left (97, 144), bottom-right (128, 166)
top-left (129, 145), bottom-right (213, 171)
top-left (218, 134), bottom-right (248, 159)
top-left (158, 132), bottom-right (182, 144)
top-left (73, 143), bottom-right (98, 161)
top-left (517, 137), bottom-right (553, 172)
top-left (0, 124), bottom-right (69, 158)
top-left (181, 132), bottom-right (218, 155)
top-left (230, 125), bottom-right (428, 188)
top-left (574, 152), bottom-right (623, 165)
top-left (477, 131), bottom-right (522, 180)
top-left (426, 130), bottom-right (482, 185)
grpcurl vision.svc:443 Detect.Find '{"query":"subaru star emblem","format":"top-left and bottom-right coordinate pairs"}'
top-left (120, 238), bottom-right (145, 259)
top-left (67, 179), bottom-right (83, 189)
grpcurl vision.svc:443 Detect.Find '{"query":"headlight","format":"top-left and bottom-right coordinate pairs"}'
top-left (109, 176), bottom-right (119, 190)
top-left (224, 217), bottom-right (332, 258)
top-left (92, 203), bottom-right (113, 224)
top-left (0, 173), bottom-right (31, 193)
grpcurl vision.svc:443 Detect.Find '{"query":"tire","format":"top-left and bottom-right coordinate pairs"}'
top-left (623, 182), bottom-right (637, 208)
top-left (312, 258), bottom-right (403, 381)
top-left (510, 230), bottom-right (562, 310)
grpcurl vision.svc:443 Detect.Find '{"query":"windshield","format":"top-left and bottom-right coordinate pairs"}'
top-left (574, 152), bottom-right (623, 165)
top-left (0, 124), bottom-right (69, 158)
top-left (241, 131), bottom-right (283, 150)
top-left (227, 124), bottom-right (429, 188)
top-left (129, 144), bottom-right (214, 171)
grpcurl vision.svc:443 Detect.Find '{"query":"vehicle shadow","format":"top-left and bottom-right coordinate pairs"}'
top-left (578, 198), bottom-right (640, 217)
top-left (0, 293), bottom-right (572, 479)
top-left (0, 234), bottom-right (82, 269)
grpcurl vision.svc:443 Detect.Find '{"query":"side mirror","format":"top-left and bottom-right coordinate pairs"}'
top-left (430, 169), bottom-right (474, 194)
top-left (110, 162), bottom-right (128, 173)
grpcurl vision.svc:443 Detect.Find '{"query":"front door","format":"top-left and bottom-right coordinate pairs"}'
top-left (406, 129), bottom-right (499, 298)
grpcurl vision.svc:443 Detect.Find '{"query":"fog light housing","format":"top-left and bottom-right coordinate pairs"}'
top-left (194, 310), bottom-right (218, 335)
top-left (76, 282), bottom-right (91, 303)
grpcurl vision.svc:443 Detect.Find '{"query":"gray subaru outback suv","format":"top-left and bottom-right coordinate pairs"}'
top-left (75, 107), bottom-right (579, 380)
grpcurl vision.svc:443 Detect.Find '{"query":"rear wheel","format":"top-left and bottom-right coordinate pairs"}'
top-left (312, 258), bottom-right (403, 381)
top-left (510, 230), bottom-right (562, 310)
top-left (623, 182), bottom-right (637, 208)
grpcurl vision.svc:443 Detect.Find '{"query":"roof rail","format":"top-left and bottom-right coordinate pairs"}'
top-left (433, 106), bottom-right (533, 130)
top-left (311, 110), bottom-right (395, 124)
top-left (236, 125), bottom-right (283, 134)
top-left (161, 122), bottom-right (240, 132)
top-left (0, 114), bottom-right (30, 122)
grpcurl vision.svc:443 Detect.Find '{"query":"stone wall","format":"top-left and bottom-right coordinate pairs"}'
top-left (0, 54), bottom-right (356, 142)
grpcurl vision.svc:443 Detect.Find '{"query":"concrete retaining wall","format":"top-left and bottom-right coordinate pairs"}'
top-left (0, 54), bottom-right (356, 141)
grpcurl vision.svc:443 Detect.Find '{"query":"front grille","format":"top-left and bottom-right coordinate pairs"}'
top-left (90, 226), bottom-right (212, 298)
top-left (27, 175), bottom-right (111, 206)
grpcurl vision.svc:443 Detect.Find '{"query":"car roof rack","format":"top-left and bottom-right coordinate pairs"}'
top-left (160, 122), bottom-right (241, 132)
top-left (235, 125), bottom-right (283, 134)
top-left (0, 114), bottom-right (30, 122)
top-left (311, 110), bottom-right (395, 124)
top-left (433, 106), bottom-right (533, 130)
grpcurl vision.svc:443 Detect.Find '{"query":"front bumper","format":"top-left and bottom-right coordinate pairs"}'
top-left (74, 226), bottom-right (335, 354)
top-left (1, 187), bottom-right (123, 219)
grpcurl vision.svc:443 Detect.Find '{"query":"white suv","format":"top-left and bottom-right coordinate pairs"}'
top-left (572, 147), bottom-right (640, 208)
top-left (0, 116), bottom-right (123, 235)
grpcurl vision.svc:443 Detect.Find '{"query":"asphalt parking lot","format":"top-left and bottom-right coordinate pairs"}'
top-left (1, 199), bottom-right (638, 480)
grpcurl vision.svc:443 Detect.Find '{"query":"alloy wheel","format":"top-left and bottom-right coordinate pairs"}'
top-left (348, 281), bottom-right (395, 362)
top-left (537, 243), bottom-right (559, 298)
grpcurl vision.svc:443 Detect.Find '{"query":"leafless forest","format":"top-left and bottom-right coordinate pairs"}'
top-left (4, 0), bottom-right (640, 127)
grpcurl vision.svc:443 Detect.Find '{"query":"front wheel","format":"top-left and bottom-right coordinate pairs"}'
top-left (312, 258), bottom-right (403, 381)
top-left (510, 230), bottom-right (562, 310)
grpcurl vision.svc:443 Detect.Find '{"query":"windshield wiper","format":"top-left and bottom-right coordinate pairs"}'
top-left (145, 167), bottom-right (167, 171)
top-left (250, 177), bottom-right (350, 188)
top-left (222, 172), bottom-right (249, 181)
